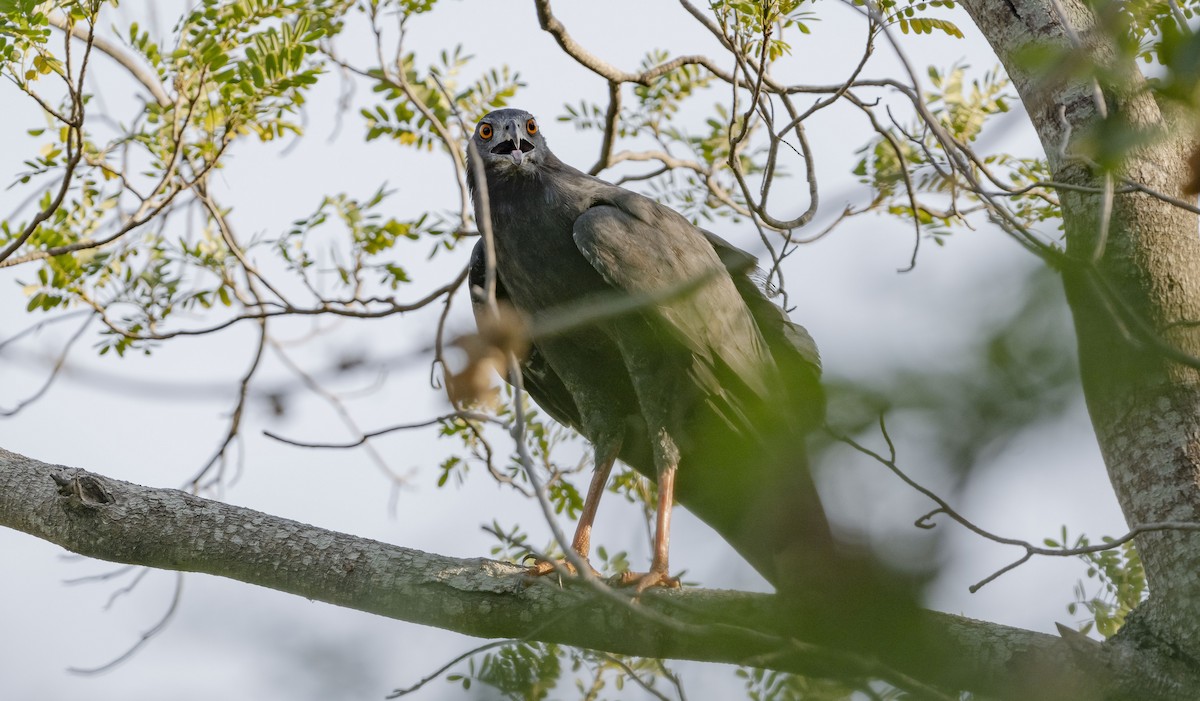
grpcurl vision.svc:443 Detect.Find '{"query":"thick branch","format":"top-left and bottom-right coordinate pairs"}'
top-left (0, 446), bottom-right (1130, 698)
top-left (0, 447), bottom-right (825, 672)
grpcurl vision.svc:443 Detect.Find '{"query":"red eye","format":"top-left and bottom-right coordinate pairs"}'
top-left (479, 123), bottom-right (493, 140)
top-left (526, 119), bottom-right (538, 135)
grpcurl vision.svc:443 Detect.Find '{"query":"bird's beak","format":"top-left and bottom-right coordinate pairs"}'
top-left (506, 120), bottom-right (525, 166)
top-left (487, 118), bottom-right (535, 166)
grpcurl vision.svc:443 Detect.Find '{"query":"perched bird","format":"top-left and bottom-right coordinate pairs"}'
top-left (467, 108), bottom-right (828, 591)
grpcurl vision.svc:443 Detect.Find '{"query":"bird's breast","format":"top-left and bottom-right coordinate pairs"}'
top-left (489, 202), bottom-right (609, 317)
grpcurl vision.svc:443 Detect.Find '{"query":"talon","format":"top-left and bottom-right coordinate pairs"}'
top-left (525, 557), bottom-right (598, 579)
top-left (610, 570), bottom-right (681, 593)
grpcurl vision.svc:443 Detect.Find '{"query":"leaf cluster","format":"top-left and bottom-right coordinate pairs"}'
top-left (1047, 526), bottom-right (1148, 639)
top-left (737, 666), bottom-right (870, 701)
top-left (362, 45), bottom-right (522, 149)
top-left (851, 63), bottom-right (1057, 246)
top-left (869, 0), bottom-right (962, 39)
top-left (440, 642), bottom-right (684, 701)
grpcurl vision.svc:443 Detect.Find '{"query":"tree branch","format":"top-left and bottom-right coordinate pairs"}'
top-left (0, 446), bottom-right (1122, 699)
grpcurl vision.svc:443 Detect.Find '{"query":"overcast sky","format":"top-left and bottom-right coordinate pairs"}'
top-left (1, 2), bottom-right (1125, 699)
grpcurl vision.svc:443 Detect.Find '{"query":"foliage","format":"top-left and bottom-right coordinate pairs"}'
top-left (1, 0), bottom-right (1193, 699)
top-left (445, 642), bottom-right (562, 700)
top-left (434, 642), bottom-right (687, 701)
top-left (1, 0), bottom-right (525, 362)
top-left (437, 388), bottom-right (586, 516)
top-left (1047, 527), bottom-right (1148, 639)
top-left (710, 0), bottom-right (819, 60)
top-left (850, 62), bottom-right (1051, 246)
top-left (281, 186), bottom-right (435, 292)
top-left (1118, 0), bottom-right (1200, 63)
top-left (736, 667), bottom-right (869, 701)
top-left (361, 44), bottom-right (523, 148)
top-left (869, 0), bottom-right (963, 39)
top-left (4, 0), bottom-right (357, 358)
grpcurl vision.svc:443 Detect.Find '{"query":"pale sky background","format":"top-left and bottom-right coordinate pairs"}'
top-left (1, 2), bottom-right (1127, 700)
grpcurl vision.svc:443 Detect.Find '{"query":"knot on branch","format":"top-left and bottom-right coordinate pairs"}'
top-left (51, 469), bottom-right (115, 508)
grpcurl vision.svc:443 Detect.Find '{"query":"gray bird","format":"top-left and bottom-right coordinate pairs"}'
top-left (467, 108), bottom-right (828, 591)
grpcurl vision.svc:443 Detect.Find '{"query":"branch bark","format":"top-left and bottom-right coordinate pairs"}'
top-left (0, 445), bottom-right (1103, 698)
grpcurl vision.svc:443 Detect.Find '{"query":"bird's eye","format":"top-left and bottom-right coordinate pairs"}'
top-left (526, 119), bottom-right (538, 135)
top-left (479, 123), bottom-right (493, 140)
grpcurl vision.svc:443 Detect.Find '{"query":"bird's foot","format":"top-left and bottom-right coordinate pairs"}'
top-left (610, 569), bottom-right (681, 594)
top-left (524, 556), bottom-right (599, 580)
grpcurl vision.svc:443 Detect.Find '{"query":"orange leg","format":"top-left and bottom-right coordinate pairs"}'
top-left (528, 442), bottom-right (619, 578)
top-left (570, 448), bottom-right (617, 559)
top-left (614, 463), bottom-right (681, 593)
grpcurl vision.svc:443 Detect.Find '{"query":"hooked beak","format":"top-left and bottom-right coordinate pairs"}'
top-left (490, 119), bottom-right (535, 165)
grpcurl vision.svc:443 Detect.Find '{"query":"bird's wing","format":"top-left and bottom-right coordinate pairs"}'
top-left (694, 227), bottom-right (824, 427)
top-left (695, 227), bottom-right (757, 276)
top-left (572, 192), bottom-right (774, 400)
top-left (698, 228), bottom-right (822, 374)
top-left (468, 240), bottom-right (582, 429)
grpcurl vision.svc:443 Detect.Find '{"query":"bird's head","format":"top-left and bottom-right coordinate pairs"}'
top-left (470, 108), bottom-right (548, 175)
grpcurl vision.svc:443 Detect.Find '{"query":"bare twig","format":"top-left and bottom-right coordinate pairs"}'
top-left (590, 81), bottom-right (622, 175)
top-left (833, 416), bottom-right (1200, 592)
top-left (84, 272), bottom-right (465, 342)
top-left (263, 411), bottom-right (499, 449)
top-left (0, 312), bottom-right (93, 417)
top-left (103, 567), bottom-right (152, 610)
top-left (62, 565), bottom-right (137, 586)
top-left (187, 318), bottom-right (269, 491)
top-left (67, 572), bottom-right (184, 675)
top-left (387, 639), bottom-right (519, 698)
top-left (269, 338), bottom-right (411, 508)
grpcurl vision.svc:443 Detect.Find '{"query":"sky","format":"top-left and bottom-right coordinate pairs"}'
top-left (0, 2), bottom-right (1128, 700)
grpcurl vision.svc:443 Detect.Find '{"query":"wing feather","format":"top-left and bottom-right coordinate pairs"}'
top-left (571, 193), bottom-right (773, 400)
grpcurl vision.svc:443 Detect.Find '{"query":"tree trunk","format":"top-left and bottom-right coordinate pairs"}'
top-left (962, 0), bottom-right (1200, 685)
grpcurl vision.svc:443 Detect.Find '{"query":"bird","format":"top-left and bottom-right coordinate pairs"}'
top-left (466, 107), bottom-right (829, 592)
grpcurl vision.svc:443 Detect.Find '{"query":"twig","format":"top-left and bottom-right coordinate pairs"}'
top-left (68, 572), bottom-right (184, 675)
top-left (387, 639), bottom-right (518, 698)
top-left (0, 310), bottom-right (93, 352)
top-left (48, 11), bottom-right (171, 107)
top-left (596, 652), bottom-right (676, 701)
top-left (589, 81), bottom-right (622, 175)
top-left (268, 338), bottom-right (410, 508)
top-left (103, 567), bottom-right (152, 610)
top-left (84, 274), bottom-right (464, 342)
top-left (263, 411), bottom-right (499, 448)
top-left (62, 565), bottom-right (136, 586)
top-left (833, 416), bottom-right (1200, 592)
top-left (843, 93), bottom-right (924, 272)
top-left (186, 318), bottom-right (269, 491)
top-left (0, 312), bottom-right (93, 417)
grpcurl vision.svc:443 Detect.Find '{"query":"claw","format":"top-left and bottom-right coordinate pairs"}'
top-left (610, 569), bottom-right (681, 594)
top-left (524, 557), bottom-right (599, 581)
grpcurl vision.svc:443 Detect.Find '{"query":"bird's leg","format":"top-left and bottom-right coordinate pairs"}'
top-left (635, 463), bottom-right (682, 592)
top-left (614, 430), bottom-right (681, 593)
top-left (570, 445), bottom-right (617, 559)
top-left (527, 439), bottom-right (619, 579)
